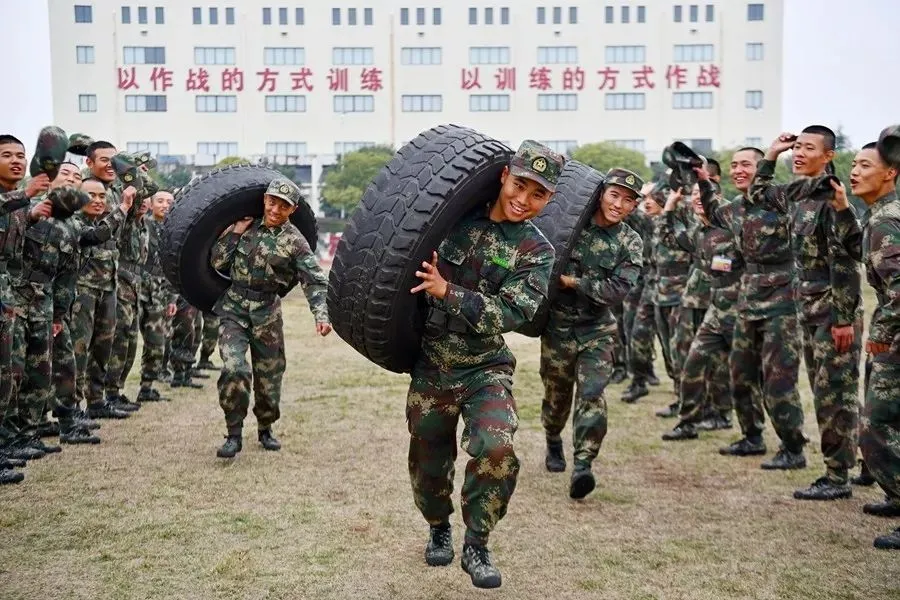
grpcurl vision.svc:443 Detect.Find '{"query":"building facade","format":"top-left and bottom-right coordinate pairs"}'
top-left (50, 0), bottom-right (783, 211)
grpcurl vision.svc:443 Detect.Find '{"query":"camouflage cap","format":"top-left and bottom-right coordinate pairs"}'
top-left (877, 124), bottom-right (900, 168)
top-left (265, 177), bottom-right (301, 206)
top-left (138, 170), bottom-right (159, 199)
top-left (605, 168), bottom-right (645, 199)
top-left (130, 151), bottom-right (158, 170)
top-left (67, 133), bottom-right (94, 156)
top-left (29, 125), bottom-right (69, 181)
top-left (48, 185), bottom-right (90, 219)
top-left (509, 140), bottom-right (565, 192)
top-left (112, 153), bottom-right (142, 189)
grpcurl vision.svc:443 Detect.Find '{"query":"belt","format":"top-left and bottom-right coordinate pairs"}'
top-left (710, 271), bottom-right (742, 289)
top-left (229, 284), bottom-right (277, 303)
top-left (799, 268), bottom-right (829, 282)
top-left (658, 265), bottom-right (690, 277)
top-left (426, 308), bottom-right (468, 334)
top-left (744, 261), bottom-right (793, 275)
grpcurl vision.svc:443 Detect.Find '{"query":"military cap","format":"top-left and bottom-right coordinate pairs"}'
top-left (509, 140), bottom-right (565, 192)
top-left (265, 177), bottom-right (302, 206)
top-left (877, 124), bottom-right (900, 168)
top-left (29, 125), bottom-right (69, 181)
top-left (130, 150), bottom-right (158, 170)
top-left (605, 168), bottom-right (645, 199)
top-left (48, 185), bottom-right (90, 219)
top-left (112, 153), bottom-right (142, 189)
top-left (67, 133), bottom-right (94, 156)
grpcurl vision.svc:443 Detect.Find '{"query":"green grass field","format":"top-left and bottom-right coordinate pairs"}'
top-left (0, 289), bottom-right (897, 600)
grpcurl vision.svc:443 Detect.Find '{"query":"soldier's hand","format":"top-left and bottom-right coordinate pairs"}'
top-left (52, 322), bottom-right (63, 337)
top-left (232, 217), bottom-right (254, 234)
top-left (866, 340), bottom-right (891, 355)
top-left (693, 166), bottom-right (710, 182)
top-left (138, 198), bottom-right (151, 216)
top-left (120, 186), bottom-right (137, 211)
top-left (664, 190), bottom-right (680, 212)
top-left (829, 179), bottom-right (850, 212)
top-left (559, 275), bottom-right (577, 289)
top-left (411, 251), bottom-right (448, 299)
top-left (831, 324), bottom-right (854, 353)
top-left (25, 173), bottom-right (51, 198)
top-left (29, 198), bottom-right (53, 221)
top-left (766, 133), bottom-right (797, 159)
top-left (316, 322), bottom-right (332, 337)
top-left (166, 303), bottom-right (177, 318)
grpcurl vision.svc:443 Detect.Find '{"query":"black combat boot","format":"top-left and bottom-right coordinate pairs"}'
top-left (460, 544), bottom-right (502, 589)
top-left (761, 447), bottom-right (806, 470)
top-left (646, 367), bottom-right (660, 386)
top-left (27, 436), bottom-right (62, 454)
top-left (217, 435), bottom-right (242, 458)
top-left (424, 523), bottom-right (454, 566)
top-left (793, 476), bottom-right (851, 500)
top-left (851, 461), bottom-right (876, 486)
top-left (545, 439), bottom-right (566, 472)
top-left (569, 462), bottom-right (596, 499)
top-left (0, 456), bottom-right (26, 469)
top-left (36, 420), bottom-right (60, 438)
top-left (59, 419), bottom-right (101, 445)
top-left (874, 528), bottom-right (900, 550)
top-left (2, 441), bottom-right (45, 461)
top-left (0, 468), bottom-right (24, 485)
top-left (87, 402), bottom-right (130, 420)
top-left (172, 371), bottom-right (203, 389)
top-left (258, 429), bottom-right (281, 451)
top-left (191, 368), bottom-right (210, 380)
top-left (719, 436), bottom-right (766, 457)
top-left (73, 407), bottom-right (101, 430)
top-left (196, 358), bottom-right (219, 371)
top-left (662, 422), bottom-right (698, 441)
top-left (106, 393), bottom-right (140, 412)
top-left (655, 402), bottom-right (679, 418)
top-left (621, 379), bottom-right (648, 403)
top-left (610, 367), bottom-right (628, 385)
top-left (137, 386), bottom-right (167, 402)
top-left (863, 497), bottom-right (900, 518)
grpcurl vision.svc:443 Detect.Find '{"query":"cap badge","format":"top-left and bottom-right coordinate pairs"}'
top-left (532, 157), bottom-right (547, 173)
top-left (625, 175), bottom-right (635, 185)
top-left (279, 183), bottom-right (292, 195)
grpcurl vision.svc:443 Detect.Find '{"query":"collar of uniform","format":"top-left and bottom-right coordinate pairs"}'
top-left (480, 204), bottom-right (522, 238)
top-left (258, 218), bottom-right (287, 235)
top-left (870, 191), bottom-right (898, 219)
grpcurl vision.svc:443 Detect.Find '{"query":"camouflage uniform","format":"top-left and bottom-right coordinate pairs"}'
top-left (138, 216), bottom-right (176, 394)
top-left (624, 210), bottom-right (660, 388)
top-left (541, 210), bottom-right (643, 467)
top-left (859, 191), bottom-right (900, 508)
top-left (199, 313), bottom-right (219, 365)
top-left (170, 297), bottom-right (199, 384)
top-left (209, 179), bottom-right (328, 436)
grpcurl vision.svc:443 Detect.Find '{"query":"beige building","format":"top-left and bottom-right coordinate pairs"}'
top-left (50, 0), bottom-right (783, 210)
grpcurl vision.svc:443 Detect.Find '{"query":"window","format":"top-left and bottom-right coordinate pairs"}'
top-left (622, 6), bottom-right (630, 23)
top-left (745, 90), bottom-right (763, 109)
top-left (609, 139), bottom-right (646, 152)
top-left (279, 7), bottom-right (287, 24)
top-left (123, 46), bottom-right (166, 64)
top-left (538, 94), bottom-right (577, 111)
top-left (78, 94), bottom-right (97, 112)
top-left (469, 47), bottom-right (510, 64)
top-left (485, 7), bottom-right (493, 25)
top-left (637, 5), bottom-right (646, 22)
top-left (706, 4), bottom-right (714, 21)
top-left (226, 7), bottom-right (235, 24)
top-left (138, 6), bottom-right (147, 23)
top-left (569, 6), bottom-right (577, 23)
top-left (348, 8), bottom-right (357, 25)
top-left (417, 7), bottom-right (425, 25)
top-left (125, 95), bottom-right (167, 112)
top-left (335, 141), bottom-right (375, 154)
top-left (674, 5), bottom-right (682, 22)
top-left (194, 47), bottom-right (236, 65)
top-left (74, 5), bottom-right (92, 22)
top-left (501, 7), bottom-right (509, 24)
top-left (605, 6), bottom-right (613, 23)
top-left (469, 95), bottom-right (510, 112)
top-left (401, 47), bottom-right (442, 65)
top-left (401, 95), bottom-right (443, 112)
top-left (126, 142), bottom-right (169, 155)
top-left (748, 3), bottom-right (764, 20)
top-left (295, 7), bottom-right (303, 24)
top-left (552, 6), bottom-right (561, 24)
top-left (197, 142), bottom-right (238, 157)
top-left (605, 93), bottom-right (645, 110)
top-left (537, 46), bottom-right (578, 64)
top-left (209, 7), bottom-right (218, 24)
top-left (332, 7), bottom-right (340, 24)
top-left (265, 95), bottom-right (307, 112)
top-left (364, 8), bottom-right (373, 25)
top-left (263, 7), bottom-right (271, 24)
top-left (469, 7), bottom-right (477, 24)
top-left (678, 138), bottom-right (713, 155)
top-left (540, 140), bottom-right (578, 155)
top-left (121, 6), bottom-right (131, 23)
top-left (266, 142), bottom-right (308, 157)
top-left (674, 44), bottom-right (714, 62)
top-left (745, 137), bottom-right (763, 148)
top-left (195, 95), bottom-right (238, 113)
top-left (433, 8), bottom-right (441, 24)
top-left (537, 7), bottom-right (545, 23)
top-left (76, 45), bottom-right (95, 64)
top-left (746, 42), bottom-right (764, 60)
top-left (155, 6), bottom-right (164, 23)
top-left (333, 95), bottom-right (375, 112)
top-left (673, 92), bottom-right (714, 109)
top-left (264, 47), bottom-right (306, 66)
top-left (192, 6), bottom-right (201, 24)
top-left (605, 45), bottom-right (646, 63)
top-left (689, 4), bottom-right (698, 22)
top-left (400, 8), bottom-right (409, 24)
top-left (332, 47), bottom-right (374, 65)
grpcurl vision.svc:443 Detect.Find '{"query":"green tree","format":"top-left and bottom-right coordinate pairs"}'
top-left (834, 125), bottom-right (852, 152)
top-left (570, 142), bottom-right (651, 180)
top-left (321, 145), bottom-right (394, 216)
top-left (216, 156), bottom-right (250, 167)
top-left (151, 165), bottom-right (193, 190)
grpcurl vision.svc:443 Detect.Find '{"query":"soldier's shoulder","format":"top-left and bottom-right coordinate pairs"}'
top-left (619, 221), bottom-right (643, 247)
top-left (519, 219), bottom-right (554, 257)
top-left (281, 222), bottom-right (312, 251)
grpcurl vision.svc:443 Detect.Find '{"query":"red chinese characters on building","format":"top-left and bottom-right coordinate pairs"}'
top-left (256, 68), bottom-right (279, 92)
top-left (328, 68), bottom-right (349, 91)
top-left (186, 68), bottom-right (211, 92)
top-left (360, 67), bottom-right (383, 92)
top-left (290, 68), bottom-right (315, 91)
top-left (632, 65), bottom-right (656, 89)
top-left (562, 67), bottom-right (585, 91)
top-left (596, 67), bottom-right (620, 90)
top-left (494, 67), bottom-right (516, 91)
top-left (696, 64), bottom-right (721, 88)
top-left (221, 68), bottom-right (245, 92)
top-left (529, 67), bottom-right (552, 90)
top-left (149, 67), bottom-right (173, 92)
top-left (461, 67), bottom-right (481, 90)
top-left (665, 64), bottom-right (688, 89)
top-left (117, 67), bottom-right (139, 90)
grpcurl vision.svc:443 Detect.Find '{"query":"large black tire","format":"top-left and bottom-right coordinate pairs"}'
top-left (327, 124), bottom-right (513, 373)
top-left (160, 164), bottom-right (318, 312)
top-left (516, 160), bottom-right (606, 337)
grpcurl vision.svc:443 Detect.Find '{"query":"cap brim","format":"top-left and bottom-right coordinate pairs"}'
top-left (509, 165), bottom-right (556, 192)
top-left (266, 191), bottom-right (297, 206)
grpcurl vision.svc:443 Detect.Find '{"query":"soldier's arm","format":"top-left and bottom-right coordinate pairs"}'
top-left (443, 240), bottom-right (555, 335)
top-left (698, 179), bottom-right (730, 230)
top-left (832, 205), bottom-right (864, 262)
top-left (574, 232), bottom-right (643, 306)
top-left (660, 209), bottom-right (695, 254)
top-left (826, 209), bottom-right (862, 326)
top-left (868, 221), bottom-right (900, 346)
top-left (0, 190), bottom-right (30, 216)
top-left (289, 237), bottom-right (329, 323)
top-left (210, 231), bottom-right (241, 272)
top-left (749, 159), bottom-right (835, 215)
top-left (52, 251), bottom-right (78, 322)
top-left (79, 207), bottom-right (126, 246)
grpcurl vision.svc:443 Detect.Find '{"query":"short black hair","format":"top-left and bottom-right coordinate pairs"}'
top-left (801, 125), bottom-right (836, 151)
top-left (0, 134), bottom-right (24, 148)
top-left (87, 140), bottom-right (116, 159)
top-left (706, 157), bottom-right (721, 177)
top-left (735, 147), bottom-right (764, 160)
top-left (863, 142), bottom-right (877, 150)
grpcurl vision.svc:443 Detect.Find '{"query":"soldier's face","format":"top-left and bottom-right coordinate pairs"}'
top-left (87, 148), bottom-right (116, 182)
top-left (791, 133), bottom-right (834, 176)
top-left (263, 195), bottom-right (296, 227)
top-left (494, 167), bottom-right (551, 222)
top-left (730, 150), bottom-right (759, 193)
top-left (597, 184), bottom-right (638, 226)
top-left (81, 180), bottom-right (107, 216)
top-left (0, 142), bottom-right (27, 186)
top-left (642, 196), bottom-right (662, 215)
top-left (53, 164), bottom-right (82, 189)
top-left (690, 184), bottom-right (705, 216)
top-left (850, 148), bottom-right (897, 201)
top-left (151, 192), bottom-right (173, 219)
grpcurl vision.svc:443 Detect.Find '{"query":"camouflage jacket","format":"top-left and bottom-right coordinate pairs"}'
top-left (0, 201), bottom-right (31, 310)
top-left (420, 209), bottom-right (554, 378)
top-left (113, 180), bottom-right (148, 287)
top-left (548, 220), bottom-right (642, 343)
top-left (659, 210), bottom-right (711, 309)
top-left (11, 216), bottom-right (79, 321)
top-left (862, 191), bottom-right (900, 363)
top-left (624, 210), bottom-right (654, 304)
top-left (210, 218), bottom-right (328, 328)
top-left (140, 216), bottom-right (176, 306)
top-left (753, 165), bottom-right (862, 326)
top-left (70, 208), bottom-right (127, 292)
top-left (694, 182), bottom-right (746, 316)
top-left (653, 202), bottom-right (692, 307)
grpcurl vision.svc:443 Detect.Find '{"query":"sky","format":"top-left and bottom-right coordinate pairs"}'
top-left (2, 0), bottom-right (899, 151)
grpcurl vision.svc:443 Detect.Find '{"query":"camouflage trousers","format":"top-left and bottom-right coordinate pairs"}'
top-left (612, 303), bottom-right (628, 372)
top-left (106, 277), bottom-right (140, 395)
top-left (731, 313), bottom-right (806, 450)
top-left (0, 308), bottom-right (15, 424)
top-left (860, 358), bottom-right (900, 502)
top-left (217, 307), bottom-right (286, 435)
top-left (52, 316), bottom-right (78, 415)
top-left (407, 364), bottom-right (519, 546)
top-left (801, 318), bottom-right (862, 484)
top-left (627, 298), bottom-right (659, 383)
top-left (678, 305), bottom-right (736, 425)
top-left (71, 286), bottom-right (117, 405)
top-left (171, 298), bottom-right (198, 376)
top-left (11, 315), bottom-right (52, 431)
top-left (199, 313), bottom-right (219, 362)
top-left (540, 329), bottom-right (612, 465)
top-left (654, 305), bottom-right (679, 389)
top-left (138, 291), bottom-right (171, 387)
